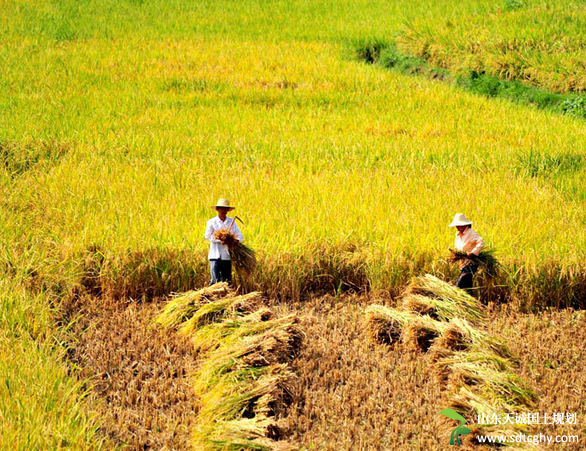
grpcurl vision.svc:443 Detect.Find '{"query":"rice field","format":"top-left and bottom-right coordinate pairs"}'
top-left (397, 0), bottom-right (586, 94)
top-left (2, 0), bottom-right (586, 449)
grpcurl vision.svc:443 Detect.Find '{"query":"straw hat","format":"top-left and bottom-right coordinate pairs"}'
top-left (448, 213), bottom-right (472, 227)
top-left (213, 198), bottom-right (235, 211)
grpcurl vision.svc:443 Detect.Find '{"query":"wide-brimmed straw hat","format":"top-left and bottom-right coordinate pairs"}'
top-left (213, 198), bottom-right (235, 211)
top-left (448, 213), bottom-right (472, 227)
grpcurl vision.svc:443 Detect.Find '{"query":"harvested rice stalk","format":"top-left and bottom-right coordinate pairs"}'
top-left (213, 229), bottom-right (257, 275)
top-left (434, 323), bottom-right (469, 352)
top-left (198, 366), bottom-right (294, 421)
top-left (155, 283), bottom-right (230, 328)
top-left (450, 382), bottom-right (534, 420)
top-left (402, 293), bottom-right (485, 325)
top-left (402, 316), bottom-right (448, 352)
top-left (404, 275), bottom-right (486, 324)
top-left (448, 248), bottom-right (499, 278)
top-left (178, 291), bottom-right (263, 335)
top-left (191, 311), bottom-right (287, 353)
top-left (437, 317), bottom-right (511, 358)
top-left (439, 349), bottom-right (516, 373)
top-left (194, 417), bottom-right (296, 451)
top-left (364, 305), bottom-right (419, 345)
top-left (194, 318), bottom-right (302, 394)
top-left (449, 361), bottom-right (537, 409)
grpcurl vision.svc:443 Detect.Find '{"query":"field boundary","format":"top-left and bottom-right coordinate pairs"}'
top-left (352, 39), bottom-right (586, 120)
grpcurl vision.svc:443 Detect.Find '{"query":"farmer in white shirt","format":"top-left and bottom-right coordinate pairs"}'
top-left (204, 199), bottom-right (243, 285)
top-left (448, 213), bottom-right (485, 293)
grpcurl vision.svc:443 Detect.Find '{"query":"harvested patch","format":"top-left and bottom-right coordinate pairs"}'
top-left (488, 310), bottom-right (586, 449)
top-left (287, 295), bottom-right (446, 450)
top-left (65, 295), bottom-right (198, 450)
top-left (157, 285), bottom-right (301, 450)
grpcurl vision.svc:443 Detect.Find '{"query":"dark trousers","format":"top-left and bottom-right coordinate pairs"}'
top-left (209, 259), bottom-right (232, 285)
top-left (456, 263), bottom-right (478, 294)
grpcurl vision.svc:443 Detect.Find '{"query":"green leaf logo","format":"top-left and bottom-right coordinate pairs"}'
top-left (439, 408), bottom-right (471, 446)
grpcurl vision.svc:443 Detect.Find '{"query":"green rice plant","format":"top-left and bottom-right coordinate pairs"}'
top-left (155, 283), bottom-right (230, 328)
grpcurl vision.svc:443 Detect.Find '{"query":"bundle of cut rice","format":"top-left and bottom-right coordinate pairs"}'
top-left (364, 306), bottom-right (416, 345)
top-left (213, 229), bottom-right (257, 275)
top-left (448, 249), bottom-right (499, 278)
top-left (404, 275), bottom-right (486, 325)
top-left (191, 311), bottom-right (290, 354)
top-left (155, 282), bottom-right (230, 328)
top-left (402, 315), bottom-right (447, 352)
top-left (449, 361), bottom-right (537, 409)
top-left (178, 291), bottom-right (262, 335)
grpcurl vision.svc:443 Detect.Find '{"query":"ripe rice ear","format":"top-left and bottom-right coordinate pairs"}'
top-left (439, 349), bottom-right (515, 373)
top-left (198, 368), bottom-right (293, 421)
top-left (451, 362), bottom-right (537, 409)
top-left (193, 417), bottom-right (295, 451)
top-left (401, 294), bottom-right (437, 317)
top-left (450, 386), bottom-right (501, 418)
top-left (156, 282), bottom-right (230, 328)
top-left (213, 229), bottom-right (240, 247)
top-left (402, 293), bottom-right (484, 324)
top-left (448, 317), bottom-right (511, 358)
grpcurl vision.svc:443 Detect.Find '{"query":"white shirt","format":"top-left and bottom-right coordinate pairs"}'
top-left (204, 216), bottom-right (243, 260)
top-left (454, 227), bottom-right (485, 268)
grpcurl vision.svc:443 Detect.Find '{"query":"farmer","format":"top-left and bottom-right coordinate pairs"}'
top-left (204, 198), bottom-right (243, 286)
top-left (448, 213), bottom-right (485, 293)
